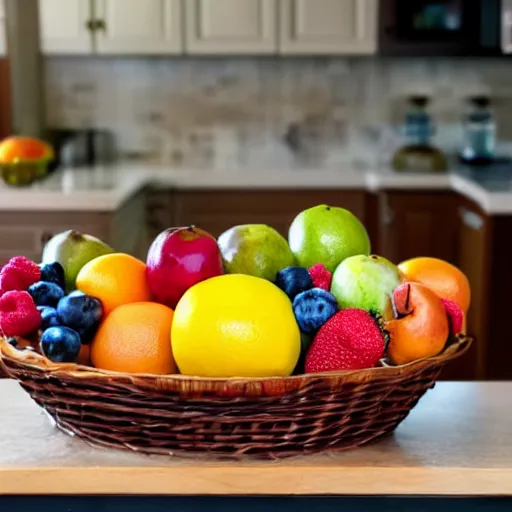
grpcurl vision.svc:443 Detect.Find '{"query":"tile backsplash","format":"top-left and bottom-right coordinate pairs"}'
top-left (44, 56), bottom-right (512, 167)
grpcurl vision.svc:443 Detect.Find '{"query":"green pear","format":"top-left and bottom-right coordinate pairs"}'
top-left (218, 224), bottom-right (295, 282)
top-left (330, 254), bottom-right (401, 317)
top-left (288, 204), bottom-right (370, 272)
top-left (41, 230), bottom-right (114, 292)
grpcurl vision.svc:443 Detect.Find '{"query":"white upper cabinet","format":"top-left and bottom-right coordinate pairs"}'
top-left (279, 0), bottom-right (378, 54)
top-left (39, 0), bottom-right (93, 54)
top-left (95, 0), bottom-right (182, 54)
top-left (0, 0), bottom-right (6, 56)
top-left (185, 0), bottom-right (277, 54)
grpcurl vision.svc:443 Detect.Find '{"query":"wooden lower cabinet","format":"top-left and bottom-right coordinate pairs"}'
top-left (371, 190), bottom-right (484, 380)
top-left (0, 189), bottom-right (148, 266)
top-left (171, 189), bottom-right (368, 238)
top-left (374, 190), bottom-right (460, 266)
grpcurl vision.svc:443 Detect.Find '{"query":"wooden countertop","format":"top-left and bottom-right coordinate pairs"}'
top-left (0, 380), bottom-right (511, 497)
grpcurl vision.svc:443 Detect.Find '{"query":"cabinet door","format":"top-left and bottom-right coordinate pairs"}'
top-left (185, 0), bottom-right (277, 54)
top-left (39, 0), bottom-right (93, 54)
top-left (0, 0), bottom-right (6, 56)
top-left (95, 0), bottom-right (182, 54)
top-left (456, 202), bottom-right (490, 380)
top-left (376, 191), bottom-right (460, 266)
top-left (279, 0), bottom-right (377, 54)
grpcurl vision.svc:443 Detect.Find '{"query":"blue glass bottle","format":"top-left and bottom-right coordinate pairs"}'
top-left (460, 96), bottom-right (496, 166)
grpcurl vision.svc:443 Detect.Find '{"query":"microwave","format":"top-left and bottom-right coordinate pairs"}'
top-left (379, 0), bottom-right (512, 57)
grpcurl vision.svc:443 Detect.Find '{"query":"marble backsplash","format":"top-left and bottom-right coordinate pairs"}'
top-left (44, 56), bottom-right (512, 167)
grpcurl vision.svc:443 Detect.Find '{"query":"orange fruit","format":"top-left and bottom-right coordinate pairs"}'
top-left (386, 282), bottom-right (449, 365)
top-left (0, 136), bottom-right (53, 163)
top-left (91, 301), bottom-right (176, 374)
top-left (76, 253), bottom-right (152, 316)
top-left (397, 257), bottom-right (471, 313)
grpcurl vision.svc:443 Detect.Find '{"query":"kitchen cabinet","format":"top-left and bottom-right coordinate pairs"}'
top-left (375, 191), bottom-right (460, 267)
top-left (456, 198), bottom-right (490, 381)
top-left (171, 189), bottom-right (367, 238)
top-left (95, 0), bottom-right (182, 55)
top-left (0, 0), bottom-right (6, 56)
top-left (184, 0), bottom-right (277, 54)
top-left (279, 0), bottom-right (378, 55)
top-left (39, 0), bottom-right (182, 55)
top-left (38, 0), bottom-right (92, 54)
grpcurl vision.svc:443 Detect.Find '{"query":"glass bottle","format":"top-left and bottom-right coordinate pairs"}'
top-left (392, 96), bottom-right (448, 173)
top-left (460, 96), bottom-right (496, 166)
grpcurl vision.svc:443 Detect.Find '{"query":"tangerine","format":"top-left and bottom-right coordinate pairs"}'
top-left (91, 301), bottom-right (176, 374)
top-left (75, 253), bottom-right (151, 315)
top-left (397, 257), bottom-right (471, 313)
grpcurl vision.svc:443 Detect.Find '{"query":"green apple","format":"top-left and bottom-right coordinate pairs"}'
top-left (218, 224), bottom-right (295, 282)
top-left (288, 204), bottom-right (370, 272)
top-left (41, 230), bottom-right (114, 292)
top-left (331, 254), bottom-right (401, 317)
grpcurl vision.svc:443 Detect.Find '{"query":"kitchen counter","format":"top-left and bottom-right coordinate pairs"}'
top-left (0, 380), bottom-right (511, 497)
top-left (0, 161), bottom-right (511, 214)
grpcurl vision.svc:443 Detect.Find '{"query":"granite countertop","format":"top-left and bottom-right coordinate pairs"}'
top-left (0, 380), bottom-right (511, 496)
top-left (0, 160), bottom-right (510, 214)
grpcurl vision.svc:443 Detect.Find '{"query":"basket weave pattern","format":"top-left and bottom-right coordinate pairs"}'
top-left (0, 335), bottom-right (471, 459)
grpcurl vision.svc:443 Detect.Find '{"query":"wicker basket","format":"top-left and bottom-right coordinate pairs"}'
top-left (0, 335), bottom-right (471, 460)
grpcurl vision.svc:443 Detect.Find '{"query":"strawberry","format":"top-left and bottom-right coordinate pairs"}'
top-left (308, 263), bottom-right (332, 291)
top-left (441, 298), bottom-right (464, 335)
top-left (0, 290), bottom-right (41, 337)
top-left (305, 308), bottom-right (385, 373)
top-left (0, 256), bottom-right (41, 294)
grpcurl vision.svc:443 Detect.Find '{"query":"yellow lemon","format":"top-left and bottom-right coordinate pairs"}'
top-left (171, 274), bottom-right (300, 378)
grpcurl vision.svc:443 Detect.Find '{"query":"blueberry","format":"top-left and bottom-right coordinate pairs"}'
top-left (56, 291), bottom-right (103, 344)
top-left (39, 326), bottom-right (81, 363)
top-left (28, 281), bottom-right (65, 307)
top-left (39, 262), bottom-right (65, 290)
top-left (292, 288), bottom-right (339, 335)
top-left (275, 266), bottom-right (313, 300)
top-left (37, 306), bottom-right (61, 331)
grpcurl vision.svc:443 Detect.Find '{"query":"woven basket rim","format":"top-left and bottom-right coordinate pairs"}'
top-left (0, 334), bottom-right (472, 384)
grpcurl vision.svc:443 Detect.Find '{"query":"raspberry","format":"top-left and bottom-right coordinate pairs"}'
top-left (441, 298), bottom-right (464, 335)
top-left (0, 256), bottom-right (41, 294)
top-left (308, 263), bottom-right (332, 291)
top-left (0, 290), bottom-right (41, 337)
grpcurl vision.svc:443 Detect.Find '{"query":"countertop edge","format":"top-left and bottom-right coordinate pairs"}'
top-left (0, 466), bottom-right (511, 496)
top-left (0, 166), bottom-right (509, 215)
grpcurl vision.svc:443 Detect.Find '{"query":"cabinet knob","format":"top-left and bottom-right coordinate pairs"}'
top-left (459, 207), bottom-right (484, 231)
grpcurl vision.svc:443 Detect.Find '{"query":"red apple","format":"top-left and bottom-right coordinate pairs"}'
top-left (146, 226), bottom-right (224, 309)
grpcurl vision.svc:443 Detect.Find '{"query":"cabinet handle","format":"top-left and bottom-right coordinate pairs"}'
top-left (95, 19), bottom-right (107, 33)
top-left (459, 207), bottom-right (484, 231)
top-left (379, 195), bottom-right (395, 226)
top-left (85, 19), bottom-right (96, 32)
top-left (85, 19), bottom-right (106, 33)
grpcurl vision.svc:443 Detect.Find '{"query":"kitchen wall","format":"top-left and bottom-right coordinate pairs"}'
top-left (44, 56), bottom-right (512, 167)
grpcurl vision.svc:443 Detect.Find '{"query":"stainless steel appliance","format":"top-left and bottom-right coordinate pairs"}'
top-left (379, 0), bottom-right (512, 57)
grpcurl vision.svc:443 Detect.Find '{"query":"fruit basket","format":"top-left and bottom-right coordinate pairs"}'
top-left (0, 205), bottom-right (474, 460)
top-left (0, 334), bottom-right (470, 459)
